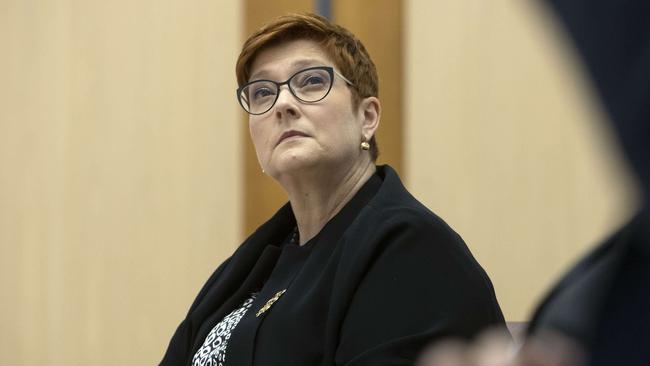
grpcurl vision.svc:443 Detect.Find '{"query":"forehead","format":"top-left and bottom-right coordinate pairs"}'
top-left (249, 39), bottom-right (336, 81)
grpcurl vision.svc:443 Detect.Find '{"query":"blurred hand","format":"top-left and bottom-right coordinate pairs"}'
top-left (417, 328), bottom-right (585, 366)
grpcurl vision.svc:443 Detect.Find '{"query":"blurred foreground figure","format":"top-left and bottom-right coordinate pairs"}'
top-left (419, 0), bottom-right (650, 365)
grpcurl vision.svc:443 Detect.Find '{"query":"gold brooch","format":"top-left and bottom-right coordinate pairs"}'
top-left (256, 289), bottom-right (287, 317)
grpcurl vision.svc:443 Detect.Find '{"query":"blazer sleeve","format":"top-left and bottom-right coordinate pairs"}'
top-left (334, 209), bottom-right (505, 366)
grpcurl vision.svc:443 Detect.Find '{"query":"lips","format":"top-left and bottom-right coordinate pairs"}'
top-left (276, 130), bottom-right (309, 146)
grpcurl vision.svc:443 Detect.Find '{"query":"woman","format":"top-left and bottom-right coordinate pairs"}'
top-left (161, 13), bottom-right (505, 366)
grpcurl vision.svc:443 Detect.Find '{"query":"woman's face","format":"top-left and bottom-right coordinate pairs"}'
top-left (247, 39), bottom-right (376, 180)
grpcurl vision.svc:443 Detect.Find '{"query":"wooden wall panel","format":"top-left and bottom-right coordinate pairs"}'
top-left (242, 0), bottom-right (313, 235)
top-left (333, 0), bottom-right (404, 174)
top-left (0, 1), bottom-right (242, 364)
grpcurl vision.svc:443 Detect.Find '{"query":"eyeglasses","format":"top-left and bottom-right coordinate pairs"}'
top-left (237, 66), bottom-right (354, 115)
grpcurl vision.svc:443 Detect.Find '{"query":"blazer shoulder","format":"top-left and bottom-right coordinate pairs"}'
top-left (368, 165), bottom-right (465, 244)
top-left (354, 193), bottom-right (501, 309)
top-left (364, 190), bottom-right (467, 251)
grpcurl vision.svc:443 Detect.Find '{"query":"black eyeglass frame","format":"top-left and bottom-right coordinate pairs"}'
top-left (236, 66), bottom-right (354, 115)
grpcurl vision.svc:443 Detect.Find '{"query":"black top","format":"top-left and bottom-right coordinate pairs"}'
top-left (161, 165), bottom-right (505, 366)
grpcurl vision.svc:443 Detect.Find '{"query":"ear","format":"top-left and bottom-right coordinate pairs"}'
top-left (358, 96), bottom-right (381, 141)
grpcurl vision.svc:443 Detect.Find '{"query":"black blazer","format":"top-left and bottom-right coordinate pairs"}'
top-left (161, 165), bottom-right (505, 366)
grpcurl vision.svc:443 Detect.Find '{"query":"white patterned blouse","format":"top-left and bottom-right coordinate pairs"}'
top-left (191, 294), bottom-right (257, 366)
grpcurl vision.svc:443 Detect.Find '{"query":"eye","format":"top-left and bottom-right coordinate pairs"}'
top-left (250, 85), bottom-right (275, 101)
top-left (294, 70), bottom-right (329, 89)
top-left (302, 75), bottom-right (325, 86)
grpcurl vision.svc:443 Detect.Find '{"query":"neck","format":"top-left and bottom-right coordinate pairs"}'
top-left (279, 160), bottom-right (376, 245)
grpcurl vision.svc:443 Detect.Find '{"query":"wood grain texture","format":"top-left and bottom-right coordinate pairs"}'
top-left (0, 1), bottom-right (242, 364)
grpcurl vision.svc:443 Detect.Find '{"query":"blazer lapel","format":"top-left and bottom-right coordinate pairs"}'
top-left (184, 203), bottom-right (296, 363)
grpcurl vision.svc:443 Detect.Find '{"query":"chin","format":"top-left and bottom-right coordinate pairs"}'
top-left (268, 151), bottom-right (323, 178)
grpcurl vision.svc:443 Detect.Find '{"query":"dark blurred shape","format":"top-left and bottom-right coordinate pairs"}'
top-left (529, 0), bottom-right (650, 364)
top-left (545, 0), bottom-right (650, 200)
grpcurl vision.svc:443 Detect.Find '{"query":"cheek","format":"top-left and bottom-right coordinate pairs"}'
top-left (328, 95), bottom-right (361, 138)
top-left (249, 121), bottom-right (270, 155)
top-left (328, 108), bottom-right (361, 145)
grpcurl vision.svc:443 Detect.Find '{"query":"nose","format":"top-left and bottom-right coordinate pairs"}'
top-left (274, 84), bottom-right (299, 119)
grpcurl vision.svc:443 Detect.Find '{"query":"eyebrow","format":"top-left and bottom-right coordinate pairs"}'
top-left (249, 59), bottom-right (325, 81)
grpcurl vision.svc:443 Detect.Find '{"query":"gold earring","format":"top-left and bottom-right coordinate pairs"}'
top-left (360, 141), bottom-right (370, 151)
